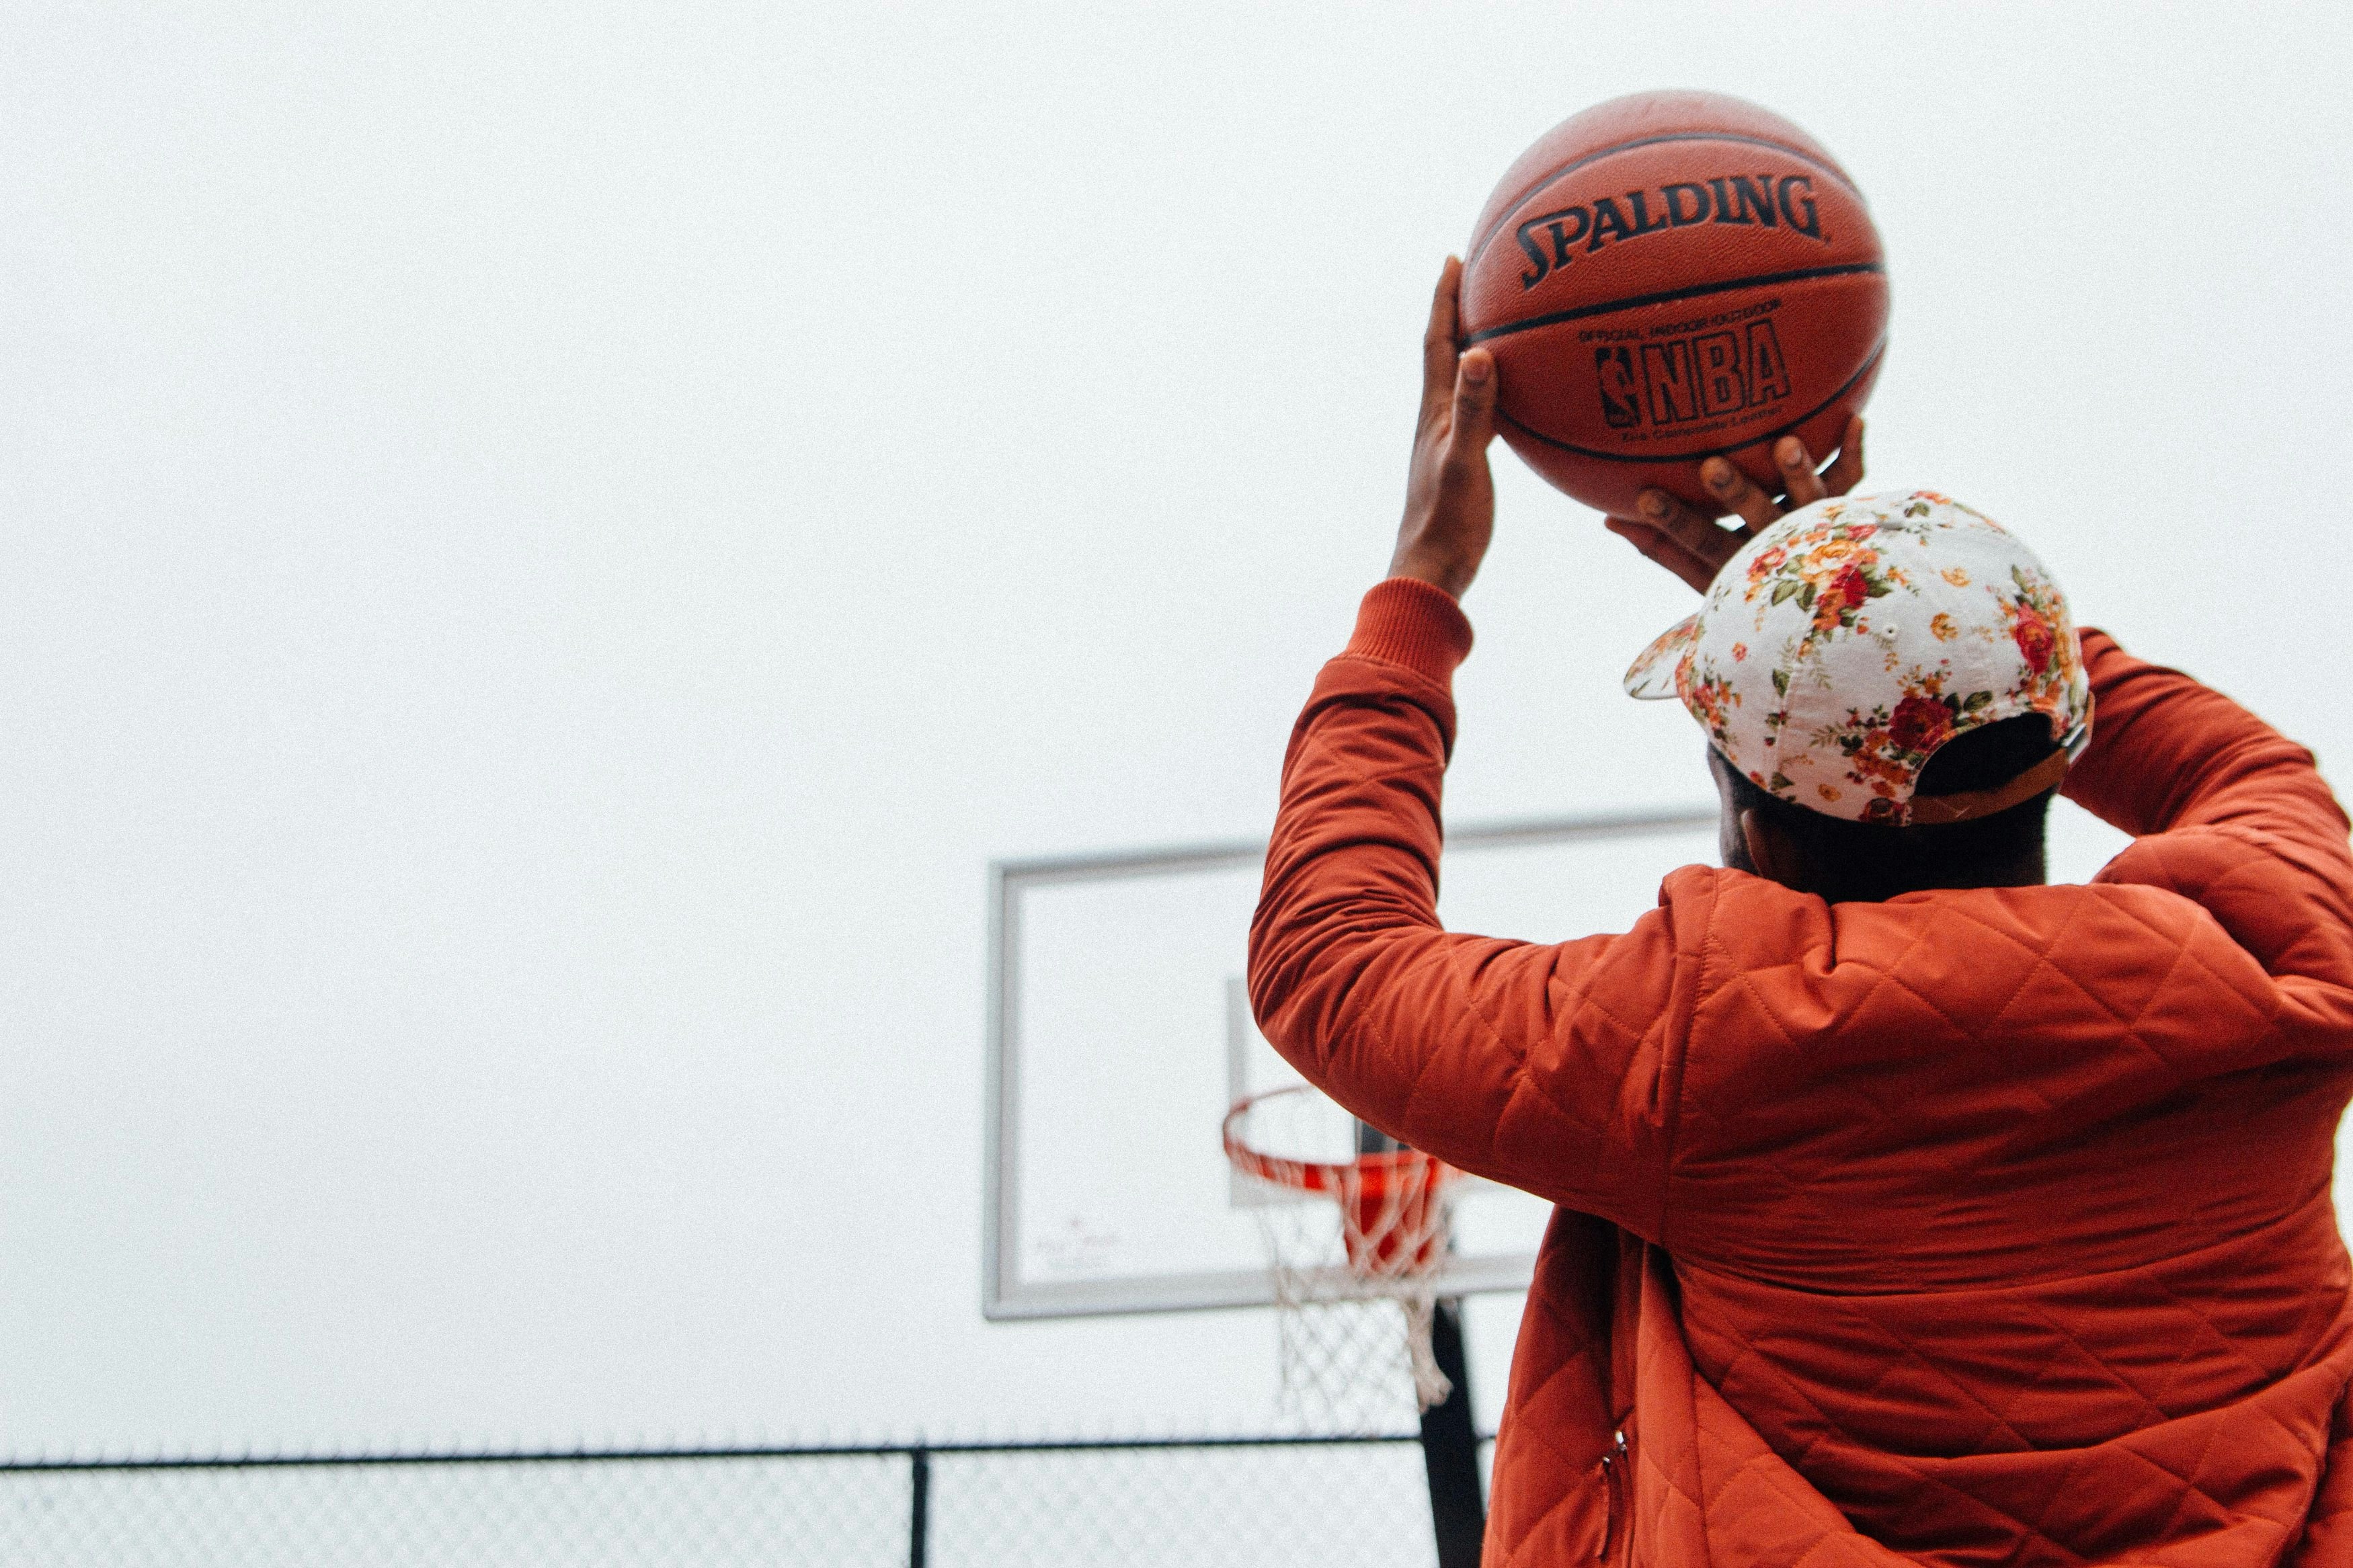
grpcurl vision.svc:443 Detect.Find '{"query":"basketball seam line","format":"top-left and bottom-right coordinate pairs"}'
top-left (1465, 131), bottom-right (1867, 268)
top-left (1460, 262), bottom-right (1884, 347)
top-left (1497, 336), bottom-right (1886, 466)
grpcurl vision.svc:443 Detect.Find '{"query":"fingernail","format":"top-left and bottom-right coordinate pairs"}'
top-left (1462, 354), bottom-right (1491, 386)
top-left (1706, 462), bottom-right (1734, 489)
top-left (1639, 493), bottom-right (1667, 519)
top-left (1778, 438), bottom-right (1804, 465)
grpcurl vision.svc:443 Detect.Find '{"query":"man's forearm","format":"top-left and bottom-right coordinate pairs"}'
top-left (2061, 630), bottom-right (2348, 855)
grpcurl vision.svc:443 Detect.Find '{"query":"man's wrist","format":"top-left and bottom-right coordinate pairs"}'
top-left (1347, 577), bottom-right (1474, 684)
top-left (1386, 542), bottom-right (1477, 601)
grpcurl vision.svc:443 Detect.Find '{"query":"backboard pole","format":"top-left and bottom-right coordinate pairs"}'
top-left (1419, 1298), bottom-right (1484, 1568)
top-left (906, 1447), bottom-right (930, 1568)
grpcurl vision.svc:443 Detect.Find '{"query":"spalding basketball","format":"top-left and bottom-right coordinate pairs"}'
top-left (1460, 91), bottom-right (1888, 519)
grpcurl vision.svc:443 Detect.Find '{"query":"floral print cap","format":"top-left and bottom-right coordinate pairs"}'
top-left (1623, 490), bottom-right (2092, 826)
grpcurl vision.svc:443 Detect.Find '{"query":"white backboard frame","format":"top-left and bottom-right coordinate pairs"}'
top-left (982, 807), bottom-right (1718, 1321)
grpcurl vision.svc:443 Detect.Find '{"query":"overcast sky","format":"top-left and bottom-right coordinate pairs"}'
top-left (5, 0), bottom-right (2350, 1457)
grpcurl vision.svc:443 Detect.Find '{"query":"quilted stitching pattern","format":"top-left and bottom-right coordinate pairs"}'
top-left (1252, 608), bottom-right (2353, 1564)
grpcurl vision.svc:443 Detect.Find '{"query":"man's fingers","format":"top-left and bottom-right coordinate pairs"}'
top-left (1702, 456), bottom-right (1783, 534)
top-left (1635, 487), bottom-right (1740, 570)
top-left (1421, 257), bottom-right (1465, 417)
top-left (1445, 348), bottom-right (1497, 461)
top-left (1819, 415), bottom-right (1866, 496)
top-left (1778, 436), bottom-right (1828, 509)
top-left (1605, 517), bottom-right (1716, 594)
top-left (1619, 418), bottom-right (1864, 591)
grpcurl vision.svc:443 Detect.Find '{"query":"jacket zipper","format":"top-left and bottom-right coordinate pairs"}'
top-left (1597, 1428), bottom-right (1629, 1559)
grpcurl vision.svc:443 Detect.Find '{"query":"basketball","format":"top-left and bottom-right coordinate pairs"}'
top-left (1460, 91), bottom-right (1888, 519)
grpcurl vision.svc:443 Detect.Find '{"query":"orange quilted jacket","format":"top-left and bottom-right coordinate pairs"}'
top-left (1249, 578), bottom-right (2353, 1565)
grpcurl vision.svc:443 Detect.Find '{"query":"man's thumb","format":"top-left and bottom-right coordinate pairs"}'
top-left (1452, 349), bottom-right (1498, 446)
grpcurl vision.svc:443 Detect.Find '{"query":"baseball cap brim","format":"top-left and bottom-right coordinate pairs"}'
top-left (1623, 614), bottom-right (1700, 701)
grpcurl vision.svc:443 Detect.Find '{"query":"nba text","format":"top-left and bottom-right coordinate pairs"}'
top-left (1595, 319), bottom-right (1791, 431)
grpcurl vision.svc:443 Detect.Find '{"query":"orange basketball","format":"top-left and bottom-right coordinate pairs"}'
top-left (1460, 91), bottom-right (1888, 519)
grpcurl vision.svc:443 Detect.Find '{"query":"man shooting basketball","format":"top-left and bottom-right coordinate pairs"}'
top-left (1248, 259), bottom-right (2353, 1564)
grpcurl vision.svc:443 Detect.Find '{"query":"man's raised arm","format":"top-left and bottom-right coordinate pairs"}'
top-left (1246, 575), bottom-right (1696, 1237)
top-left (1243, 259), bottom-right (1696, 1236)
top-left (2063, 630), bottom-right (2353, 983)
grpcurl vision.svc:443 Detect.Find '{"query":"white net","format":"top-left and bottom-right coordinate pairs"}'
top-left (1224, 1089), bottom-right (1460, 1432)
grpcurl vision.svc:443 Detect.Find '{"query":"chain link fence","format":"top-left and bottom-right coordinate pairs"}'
top-left (0, 1434), bottom-right (1489, 1567)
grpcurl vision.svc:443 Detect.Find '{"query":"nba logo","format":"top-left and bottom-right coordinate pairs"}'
top-left (1595, 347), bottom-right (1640, 429)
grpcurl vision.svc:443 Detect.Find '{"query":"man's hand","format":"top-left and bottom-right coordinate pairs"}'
top-left (1388, 257), bottom-right (1498, 600)
top-left (1602, 415), bottom-right (1866, 593)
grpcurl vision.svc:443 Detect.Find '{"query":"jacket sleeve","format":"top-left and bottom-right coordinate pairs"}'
top-left (1245, 579), bottom-right (1696, 1239)
top-left (2064, 629), bottom-right (2348, 852)
top-left (2063, 628), bottom-right (2353, 980)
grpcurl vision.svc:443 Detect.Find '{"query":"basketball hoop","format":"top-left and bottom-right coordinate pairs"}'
top-left (1222, 1087), bottom-right (1462, 1424)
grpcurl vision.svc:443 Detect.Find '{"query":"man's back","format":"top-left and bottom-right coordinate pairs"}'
top-left (1670, 874), bottom-right (2353, 1559)
top-left (1251, 596), bottom-right (2353, 1564)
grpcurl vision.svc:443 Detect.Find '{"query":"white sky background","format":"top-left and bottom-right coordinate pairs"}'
top-left (3, 0), bottom-right (2350, 1456)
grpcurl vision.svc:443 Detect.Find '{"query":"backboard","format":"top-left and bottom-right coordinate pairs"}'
top-left (983, 807), bottom-right (1720, 1320)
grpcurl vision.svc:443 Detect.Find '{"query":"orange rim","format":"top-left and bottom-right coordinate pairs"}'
top-left (1222, 1087), bottom-right (1455, 1203)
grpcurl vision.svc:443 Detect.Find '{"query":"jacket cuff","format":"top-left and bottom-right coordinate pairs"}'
top-left (1345, 578), bottom-right (1474, 685)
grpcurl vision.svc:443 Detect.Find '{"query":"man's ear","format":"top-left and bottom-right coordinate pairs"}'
top-left (1739, 807), bottom-right (1806, 891)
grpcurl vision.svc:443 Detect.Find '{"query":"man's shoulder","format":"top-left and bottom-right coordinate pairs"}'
top-left (2095, 824), bottom-right (2353, 987)
top-left (1663, 868), bottom-right (2279, 1029)
top-left (1663, 875), bottom-right (2317, 1159)
top-left (1644, 860), bottom-right (2353, 1069)
top-left (1671, 864), bottom-right (2225, 953)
